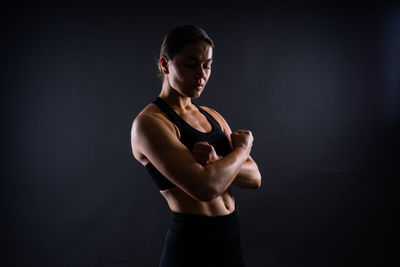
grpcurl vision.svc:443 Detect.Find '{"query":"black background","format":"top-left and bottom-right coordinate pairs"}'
top-left (2, 1), bottom-right (399, 266)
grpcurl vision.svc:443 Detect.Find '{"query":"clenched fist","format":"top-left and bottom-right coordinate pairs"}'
top-left (230, 130), bottom-right (253, 153)
top-left (191, 141), bottom-right (222, 166)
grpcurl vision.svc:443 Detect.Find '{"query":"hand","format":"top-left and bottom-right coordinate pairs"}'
top-left (230, 130), bottom-right (253, 153)
top-left (191, 141), bottom-right (222, 166)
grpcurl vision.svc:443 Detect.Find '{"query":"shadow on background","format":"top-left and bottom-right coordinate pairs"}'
top-left (2, 1), bottom-right (399, 266)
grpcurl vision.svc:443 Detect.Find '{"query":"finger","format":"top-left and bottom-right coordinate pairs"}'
top-left (191, 148), bottom-right (204, 155)
top-left (193, 141), bottom-right (210, 147)
top-left (193, 142), bottom-right (210, 149)
top-left (191, 151), bottom-right (207, 160)
top-left (192, 147), bottom-right (210, 155)
top-left (234, 130), bottom-right (245, 135)
top-left (191, 153), bottom-right (209, 164)
top-left (193, 143), bottom-right (213, 153)
top-left (193, 150), bottom-right (213, 158)
top-left (192, 148), bottom-right (212, 157)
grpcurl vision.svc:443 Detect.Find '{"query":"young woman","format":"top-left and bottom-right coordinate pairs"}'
top-left (130, 24), bottom-right (261, 267)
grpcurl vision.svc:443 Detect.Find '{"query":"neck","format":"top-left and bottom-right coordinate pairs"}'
top-left (159, 80), bottom-right (192, 111)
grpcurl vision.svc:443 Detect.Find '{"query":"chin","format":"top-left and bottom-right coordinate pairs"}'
top-left (191, 91), bottom-right (203, 99)
top-left (178, 86), bottom-right (204, 99)
top-left (194, 91), bottom-right (203, 97)
top-left (192, 87), bottom-right (205, 98)
top-left (181, 90), bottom-right (202, 99)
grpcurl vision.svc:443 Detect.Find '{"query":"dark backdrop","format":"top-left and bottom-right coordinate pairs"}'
top-left (2, 1), bottom-right (399, 266)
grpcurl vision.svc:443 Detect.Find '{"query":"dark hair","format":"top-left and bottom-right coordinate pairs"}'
top-left (157, 24), bottom-right (214, 80)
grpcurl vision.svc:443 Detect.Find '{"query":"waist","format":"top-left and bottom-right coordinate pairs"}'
top-left (169, 208), bottom-right (241, 237)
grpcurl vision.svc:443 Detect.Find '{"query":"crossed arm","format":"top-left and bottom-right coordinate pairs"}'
top-left (193, 107), bottom-right (262, 189)
top-left (233, 155), bottom-right (261, 188)
top-left (132, 106), bottom-right (261, 203)
top-left (192, 142), bottom-right (261, 189)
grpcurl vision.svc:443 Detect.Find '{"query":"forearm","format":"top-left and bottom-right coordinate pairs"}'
top-left (203, 147), bottom-right (248, 197)
top-left (232, 158), bottom-right (262, 188)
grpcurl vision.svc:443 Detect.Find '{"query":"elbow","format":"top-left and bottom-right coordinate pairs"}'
top-left (249, 174), bottom-right (262, 189)
top-left (255, 177), bottom-right (262, 189)
top-left (254, 173), bottom-right (262, 189)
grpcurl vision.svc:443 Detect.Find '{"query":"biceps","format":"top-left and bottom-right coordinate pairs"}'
top-left (141, 137), bottom-right (200, 179)
top-left (139, 135), bottom-right (207, 195)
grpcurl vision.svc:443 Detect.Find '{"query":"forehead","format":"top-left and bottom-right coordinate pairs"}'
top-left (175, 42), bottom-right (213, 61)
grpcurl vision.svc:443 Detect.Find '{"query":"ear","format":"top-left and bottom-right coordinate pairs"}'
top-left (159, 56), bottom-right (169, 74)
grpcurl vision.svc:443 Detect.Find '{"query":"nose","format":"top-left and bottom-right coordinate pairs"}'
top-left (195, 66), bottom-right (207, 79)
top-left (194, 66), bottom-right (207, 81)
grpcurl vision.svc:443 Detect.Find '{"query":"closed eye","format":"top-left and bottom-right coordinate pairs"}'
top-left (184, 64), bottom-right (212, 70)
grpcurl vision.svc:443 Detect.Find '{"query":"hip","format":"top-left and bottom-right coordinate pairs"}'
top-left (159, 208), bottom-right (245, 266)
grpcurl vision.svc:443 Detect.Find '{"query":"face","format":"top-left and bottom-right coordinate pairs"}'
top-left (161, 41), bottom-right (213, 99)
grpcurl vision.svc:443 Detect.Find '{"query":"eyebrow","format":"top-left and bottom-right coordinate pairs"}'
top-left (184, 56), bottom-right (213, 62)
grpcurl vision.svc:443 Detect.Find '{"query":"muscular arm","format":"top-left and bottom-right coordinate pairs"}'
top-left (202, 107), bottom-right (262, 189)
top-left (131, 113), bottom-right (251, 202)
top-left (232, 155), bottom-right (261, 188)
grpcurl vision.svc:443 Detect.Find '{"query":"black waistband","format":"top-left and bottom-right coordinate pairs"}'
top-left (169, 209), bottom-right (241, 237)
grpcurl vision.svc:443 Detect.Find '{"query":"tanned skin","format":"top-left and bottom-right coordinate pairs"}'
top-left (131, 41), bottom-right (261, 216)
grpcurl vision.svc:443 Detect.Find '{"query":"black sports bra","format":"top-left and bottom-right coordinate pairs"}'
top-left (145, 97), bottom-right (231, 190)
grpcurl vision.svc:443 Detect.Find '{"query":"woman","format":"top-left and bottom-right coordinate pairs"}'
top-left (130, 25), bottom-right (261, 267)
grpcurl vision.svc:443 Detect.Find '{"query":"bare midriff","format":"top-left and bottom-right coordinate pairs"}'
top-left (160, 186), bottom-right (236, 216)
top-left (135, 151), bottom-right (236, 217)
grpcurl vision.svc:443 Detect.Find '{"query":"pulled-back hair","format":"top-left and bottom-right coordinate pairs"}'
top-left (157, 24), bottom-right (214, 80)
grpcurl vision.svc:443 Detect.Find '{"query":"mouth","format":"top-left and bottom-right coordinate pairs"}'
top-left (195, 84), bottom-right (204, 90)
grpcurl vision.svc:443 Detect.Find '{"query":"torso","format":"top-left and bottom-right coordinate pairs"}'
top-left (132, 102), bottom-right (235, 216)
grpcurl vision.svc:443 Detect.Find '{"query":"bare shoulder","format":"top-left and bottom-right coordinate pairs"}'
top-left (199, 105), bottom-right (232, 135)
top-left (134, 103), bottom-right (163, 123)
top-left (130, 103), bottom-right (179, 164)
top-left (132, 103), bottom-right (177, 136)
top-left (199, 105), bottom-right (224, 124)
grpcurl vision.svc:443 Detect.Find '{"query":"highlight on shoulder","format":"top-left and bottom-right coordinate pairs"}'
top-left (131, 104), bottom-right (181, 152)
top-left (199, 105), bottom-right (230, 135)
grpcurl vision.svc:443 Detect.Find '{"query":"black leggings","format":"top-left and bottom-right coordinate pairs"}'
top-left (159, 209), bottom-right (245, 267)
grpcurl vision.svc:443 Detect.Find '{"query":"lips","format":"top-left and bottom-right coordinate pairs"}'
top-left (195, 78), bottom-right (205, 89)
